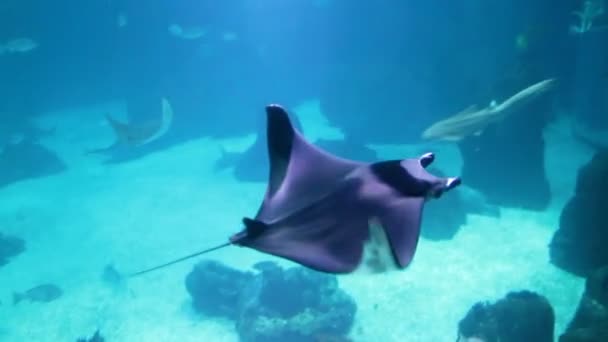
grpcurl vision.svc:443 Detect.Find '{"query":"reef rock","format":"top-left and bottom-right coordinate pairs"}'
top-left (0, 232), bottom-right (25, 267)
top-left (237, 261), bottom-right (357, 342)
top-left (185, 260), bottom-right (357, 342)
top-left (550, 151), bottom-right (608, 276)
top-left (185, 260), bottom-right (254, 320)
top-left (559, 266), bottom-right (608, 342)
top-left (457, 290), bottom-right (555, 342)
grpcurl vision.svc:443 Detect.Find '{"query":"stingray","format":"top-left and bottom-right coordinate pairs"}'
top-left (123, 104), bottom-right (461, 277)
top-left (421, 78), bottom-right (556, 141)
top-left (87, 97), bottom-right (173, 154)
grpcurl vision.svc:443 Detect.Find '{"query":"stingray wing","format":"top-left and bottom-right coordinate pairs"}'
top-left (234, 164), bottom-right (429, 273)
top-left (229, 105), bottom-right (439, 274)
top-left (256, 104), bottom-right (362, 222)
top-left (240, 180), bottom-right (371, 273)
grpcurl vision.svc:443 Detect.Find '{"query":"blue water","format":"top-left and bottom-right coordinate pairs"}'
top-left (1, 1), bottom-right (607, 341)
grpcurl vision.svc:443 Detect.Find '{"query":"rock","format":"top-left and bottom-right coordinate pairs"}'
top-left (185, 260), bottom-right (254, 320)
top-left (184, 260), bottom-right (357, 342)
top-left (236, 262), bottom-right (357, 342)
top-left (559, 266), bottom-right (608, 342)
top-left (457, 290), bottom-right (555, 342)
top-left (550, 151), bottom-right (608, 276)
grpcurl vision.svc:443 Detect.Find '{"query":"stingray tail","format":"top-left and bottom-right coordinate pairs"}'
top-left (128, 241), bottom-right (232, 277)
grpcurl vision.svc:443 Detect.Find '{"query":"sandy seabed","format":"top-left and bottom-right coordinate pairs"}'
top-left (0, 103), bottom-right (590, 341)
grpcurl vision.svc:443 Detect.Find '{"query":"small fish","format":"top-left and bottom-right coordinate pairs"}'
top-left (2, 38), bottom-right (38, 54)
top-left (421, 79), bottom-right (556, 142)
top-left (168, 24), bottom-right (206, 40)
top-left (13, 283), bottom-right (63, 305)
top-left (116, 12), bottom-right (128, 28)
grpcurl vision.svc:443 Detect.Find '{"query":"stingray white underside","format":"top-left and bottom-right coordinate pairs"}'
top-left (353, 219), bottom-right (401, 274)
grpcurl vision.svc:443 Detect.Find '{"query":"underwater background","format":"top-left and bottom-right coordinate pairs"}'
top-left (1, 0), bottom-right (608, 341)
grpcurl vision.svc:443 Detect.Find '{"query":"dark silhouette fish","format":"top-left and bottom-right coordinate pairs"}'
top-left (13, 283), bottom-right (63, 304)
top-left (123, 104), bottom-right (460, 277)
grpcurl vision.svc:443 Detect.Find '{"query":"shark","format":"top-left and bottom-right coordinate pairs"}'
top-left (87, 97), bottom-right (173, 154)
top-left (124, 104), bottom-right (461, 277)
top-left (421, 78), bottom-right (556, 142)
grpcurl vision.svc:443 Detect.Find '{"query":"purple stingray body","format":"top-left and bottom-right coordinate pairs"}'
top-left (229, 104), bottom-right (461, 274)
